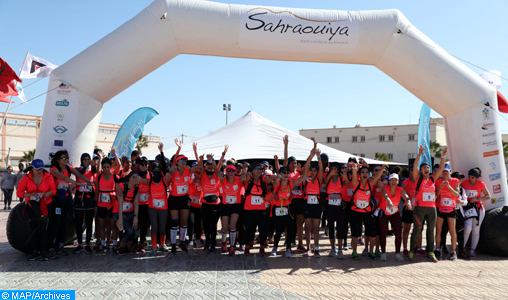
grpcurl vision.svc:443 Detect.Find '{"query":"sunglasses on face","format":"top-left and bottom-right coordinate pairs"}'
top-left (178, 159), bottom-right (187, 162)
top-left (60, 157), bottom-right (68, 160)
top-left (280, 171), bottom-right (289, 175)
top-left (226, 169), bottom-right (235, 173)
top-left (140, 163), bottom-right (148, 166)
top-left (254, 167), bottom-right (264, 171)
top-left (374, 169), bottom-right (381, 172)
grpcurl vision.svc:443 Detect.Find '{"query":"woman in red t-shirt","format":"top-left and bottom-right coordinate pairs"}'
top-left (94, 158), bottom-right (119, 253)
top-left (220, 164), bottom-right (246, 255)
top-left (114, 172), bottom-right (141, 255)
top-left (462, 167), bottom-right (491, 257)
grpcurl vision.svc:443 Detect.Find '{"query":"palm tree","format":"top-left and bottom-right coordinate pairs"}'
top-left (135, 135), bottom-right (149, 153)
top-left (429, 140), bottom-right (443, 158)
top-left (22, 149), bottom-right (36, 162)
top-left (503, 140), bottom-right (508, 158)
top-left (374, 152), bottom-right (389, 162)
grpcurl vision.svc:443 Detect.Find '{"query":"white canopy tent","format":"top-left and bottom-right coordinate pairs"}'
top-left (146, 110), bottom-right (404, 165)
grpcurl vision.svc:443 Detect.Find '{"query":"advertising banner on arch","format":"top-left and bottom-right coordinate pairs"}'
top-left (239, 6), bottom-right (359, 54)
top-left (112, 107), bottom-right (158, 159)
top-left (417, 103), bottom-right (431, 168)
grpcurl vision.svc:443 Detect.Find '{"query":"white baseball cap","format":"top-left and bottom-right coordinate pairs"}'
top-left (388, 173), bottom-right (399, 180)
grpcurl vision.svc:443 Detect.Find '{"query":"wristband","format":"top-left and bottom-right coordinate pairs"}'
top-left (134, 214), bottom-right (138, 217)
top-left (222, 152), bottom-right (226, 155)
top-left (318, 157), bottom-right (321, 160)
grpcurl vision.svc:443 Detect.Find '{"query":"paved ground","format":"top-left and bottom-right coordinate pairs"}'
top-left (2, 209), bottom-right (508, 299)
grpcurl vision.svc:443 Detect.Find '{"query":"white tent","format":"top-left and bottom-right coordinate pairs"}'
top-left (146, 110), bottom-right (403, 165)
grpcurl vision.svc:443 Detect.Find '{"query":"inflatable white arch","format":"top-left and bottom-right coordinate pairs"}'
top-left (36, 0), bottom-right (506, 209)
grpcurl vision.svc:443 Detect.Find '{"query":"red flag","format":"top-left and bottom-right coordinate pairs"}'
top-left (0, 58), bottom-right (22, 103)
top-left (498, 91), bottom-right (508, 114)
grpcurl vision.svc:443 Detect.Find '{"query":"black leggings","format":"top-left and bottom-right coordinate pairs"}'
top-left (266, 206), bottom-right (274, 239)
top-left (75, 209), bottom-right (94, 246)
top-left (137, 204), bottom-right (149, 245)
top-left (441, 210), bottom-right (464, 252)
top-left (244, 209), bottom-right (267, 247)
top-left (25, 200), bottom-right (49, 252)
top-left (326, 203), bottom-right (345, 240)
top-left (273, 206), bottom-right (294, 250)
top-left (187, 206), bottom-right (203, 241)
top-left (201, 203), bottom-right (221, 245)
top-left (48, 196), bottom-right (72, 250)
top-left (343, 201), bottom-right (352, 240)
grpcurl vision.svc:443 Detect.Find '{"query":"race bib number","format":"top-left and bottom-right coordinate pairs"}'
top-left (177, 185), bottom-right (189, 195)
top-left (190, 196), bottom-right (201, 204)
top-left (466, 190), bottom-right (478, 198)
top-left (79, 185), bottom-right (93, 192)
top-left (347, 188), bottom-right (353, 197)
top-left (356, 199), bottom-right (369, 209)
top-left (139, 193), bottom-right (149, 203)
top-left (152, 198), bottom-right (165, 208)
top-left (30, 193), bottom-right (44, 201)
top-left (423, 193), bottom-right (435, 202)
top-left (275, 207), bottom-right (288, 216)
top-left (100, 193), bottom-right (111, 203)
top-left (307, 195), bottom-right (319, 205)
top-left (123, 202), bottom-right (133, 212)
top-left (386, 205), bottom-right (398, 215)
top-left (441, 198), bottom-right (453, 207)
top-left (329, 194), bottom-right (342, 206)
top-left (58, 182), bottom-right (69, 190)
top-left (225, 195), bottom-right (237, 204)
top-left (465, 208), bottom-right (478, 218)
top-left (251, 196), bottom-right (263, 205)
top-left (292, 188), bottom-right (302, 196)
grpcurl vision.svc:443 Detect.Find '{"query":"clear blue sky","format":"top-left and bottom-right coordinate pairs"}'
top-left (2, 0), bottom-right (507, 145)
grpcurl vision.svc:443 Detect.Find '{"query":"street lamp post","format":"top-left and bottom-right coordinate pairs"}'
top-left (223, 104), bottom-right (231, 125)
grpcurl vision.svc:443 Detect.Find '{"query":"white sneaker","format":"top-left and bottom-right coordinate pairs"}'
top-left (381, 253), bottom-right (387, 261)
top-left (343, 243), bottom-right (349, 251)
top-left (395, 253), bottom-right (404, 262)
top-left (285, 249), bottom-right (292, 258)
top-left (271, 247), bottom-right (278, 256)
top-left (470, 249), bottom-right (476, 257)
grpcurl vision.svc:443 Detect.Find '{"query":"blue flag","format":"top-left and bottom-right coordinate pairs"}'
top-left (417, 103), bottom-right (432, 168)
top-left (112, 107), bottom-right (158, 159)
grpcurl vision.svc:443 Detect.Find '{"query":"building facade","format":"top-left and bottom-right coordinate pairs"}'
top-left (300, 118), bottom-right (448, 164)
top-left (0, 112), bottom-right (160, 167)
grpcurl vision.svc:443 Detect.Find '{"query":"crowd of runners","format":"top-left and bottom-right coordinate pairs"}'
top-left (16, 136), bottom-right (491, 263)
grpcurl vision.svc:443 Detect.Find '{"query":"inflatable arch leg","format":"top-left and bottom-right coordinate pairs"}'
top-left (35, 0), bottom-right (506, 211)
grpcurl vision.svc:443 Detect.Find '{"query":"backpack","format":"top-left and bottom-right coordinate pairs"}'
top-left (351, 181), bottom-right (374, 212)
top-left (245, 178), bottom-right (267, 198)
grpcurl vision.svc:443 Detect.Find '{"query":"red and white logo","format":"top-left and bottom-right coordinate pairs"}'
top-left (493, 184), bottom-right (501, 194)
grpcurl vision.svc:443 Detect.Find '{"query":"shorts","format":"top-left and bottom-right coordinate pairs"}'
top-left (97, 206), bottom-right (113, 219)
top-left (402, 208), bottom-right (413, 224)
top-left (221, 203), bottom-right (242, 217)
top-left (351, 210), bottom-right (376, 238)
top-left (291, 198), bottom-right (305, 215)
top-left (438, 210), bottom-right (457, 219)
top-left (303, 202), bottom-right (322, 219)
top-left (169, 195), bottom-right (191, 210)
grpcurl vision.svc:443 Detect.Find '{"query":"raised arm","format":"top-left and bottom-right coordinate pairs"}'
top-left (283, 135), bottom-right (289, 167)
top-left (198, 154), bottom-right (205, 177)
top-left (217, 145), bottom-right (228, 170)
top-left (111, 147), bottom-right (121, 174)
top-left (301, 148), bottom-right (316, 177)
top-left (369, 164), bottom-right (388, 187)
top-left (171, 138), bottom-right (182, 168)
top-left (350, 163), bottom-right (359, 187)
top-left (432, 147), bottom-right (448, 180)
top-left (412, 145), bottom-right (424, 182)
top-left (316, 149), bottom-right (323, 184)
top-left (274, 155), bottom-right (280, 174)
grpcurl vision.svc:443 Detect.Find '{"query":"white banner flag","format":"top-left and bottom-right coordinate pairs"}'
top-left (479, 70), bottom-right (502, 90)
top-left (15, 82), bottom-right (27, 103)
top-left (19, 52), bottom-right (58, 79)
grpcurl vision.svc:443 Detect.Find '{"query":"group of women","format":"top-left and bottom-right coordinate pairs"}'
top-left (17, 137), bottom-right (492, 262)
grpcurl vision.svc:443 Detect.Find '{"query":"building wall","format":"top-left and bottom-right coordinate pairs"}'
top-left (0, 113), bottom-right (160, 168)
top-left (299, 118), bottom-right (448, 164)
top-left (503, 134), bottom-right (508, 175)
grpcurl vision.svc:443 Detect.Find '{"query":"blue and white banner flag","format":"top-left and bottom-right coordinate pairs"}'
top-left (15, 81), bottom-right (27, 103)
top-left (417, 103), bottom-right (432, 168)
top-left (112, 107), bottom-right (158, 159)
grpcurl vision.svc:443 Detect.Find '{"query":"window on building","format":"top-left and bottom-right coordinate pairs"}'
top-left (387, 153), bottom-right (393, 161)
top-left (361, 136), bottom-right (365, 142)
top-left (352, 136), bottom-right (358, 143)
top-left (388, 135), bottom-right (394, 141)
top-left (379, 135), bottom-right (385, 142)
top-left (409, 134), bottom-right (416, 141)
top-left (327, 137), bottom-right (332, 143)
top-left (104, 130), bottom-right (111, 135)
top-left (359, 153), bottom-right (365, 158)
top-left (97, 129), bottom-right (104, 134)
top-left (334, 137), bottom-right (339, 143)
top-left (408, 153), bottom-right (416, 159)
